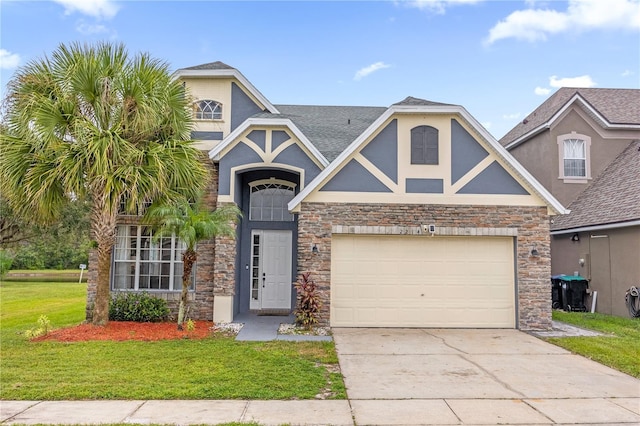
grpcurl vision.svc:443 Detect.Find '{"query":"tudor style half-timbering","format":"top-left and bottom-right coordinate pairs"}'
top-left (86, 62), bottom-right (566, 330)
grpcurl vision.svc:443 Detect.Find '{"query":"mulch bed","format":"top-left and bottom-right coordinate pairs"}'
top-left (34, 321), bottom-right (215, 342)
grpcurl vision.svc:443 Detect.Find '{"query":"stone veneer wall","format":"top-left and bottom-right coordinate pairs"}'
top-left (296, 203), bottom-right (552, 330)
top-left (85, 156), bottom-right (220, 322)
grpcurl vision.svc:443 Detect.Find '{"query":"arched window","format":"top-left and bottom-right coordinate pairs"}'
top-left (194, 100), bottom-right (222, 120)
top-left (249, 180), bottom-right (296, 221)
top-left (411, 125), bottom-right (439, 165)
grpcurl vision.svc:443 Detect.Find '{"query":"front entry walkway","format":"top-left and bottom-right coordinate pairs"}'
top-left (233, 312), bottom-right (332, 342)
top-left (333, 328), bottom-right (640, 425)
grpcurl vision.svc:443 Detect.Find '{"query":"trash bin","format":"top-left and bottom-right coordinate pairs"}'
top-left (559, 275), bottom-right (589, 312)
top-left (551, 274), bottom-right (565, 309)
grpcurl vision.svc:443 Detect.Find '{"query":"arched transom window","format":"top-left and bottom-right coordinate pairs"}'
top-left (249, 180), bottom-right (296, 221)
top-left (194, 100), bottom-right (222, 120)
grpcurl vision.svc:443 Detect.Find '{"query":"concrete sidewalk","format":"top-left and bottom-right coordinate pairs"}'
top-left (4, 396), bottom-right (640, 425)
top-left (0, 400), bottom-right (353, 425)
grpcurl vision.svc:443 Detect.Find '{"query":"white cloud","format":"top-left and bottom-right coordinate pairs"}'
top-left (549, 75), bottom-right (596, 88)
top-left (485, 0), bottom-right (640, 44)
top-left (76, 20), bottom-right (108, 35)
top-left (0, 49), bottom-right (21, 69)
top-left (354, 62), bottom-right (391, 81)
top-left (401, 0), bottom-right (483, 14)
top-left (502, 113), bottom-right (521, 120)
top-left (534, 86), bottom-right (551, 96)
top-left (53, 0), bottom-right (119, 20)
top-left (621, 69), bottom-right (635, 77)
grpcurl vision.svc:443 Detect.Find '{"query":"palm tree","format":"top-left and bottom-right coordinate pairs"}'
top-left (0, 42), bottom-right (207, 325)
top-left (145, 198), bottom-right (240, 329)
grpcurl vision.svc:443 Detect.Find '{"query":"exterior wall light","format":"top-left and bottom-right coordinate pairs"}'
top-left (571, 233), bottom-right (580, 242)
top-left (530, 246), bottom-right (539, 257)
top-left (312, 244), bottom-right (319, 254)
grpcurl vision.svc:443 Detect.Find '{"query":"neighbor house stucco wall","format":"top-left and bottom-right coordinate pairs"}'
top-left (509, 107), bottom-right (634, 207)
top-left (551, 225), bottom-right (640, 317)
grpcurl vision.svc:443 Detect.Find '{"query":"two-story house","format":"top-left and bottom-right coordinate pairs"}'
top-left (86, 61), bottom-right (566, 330)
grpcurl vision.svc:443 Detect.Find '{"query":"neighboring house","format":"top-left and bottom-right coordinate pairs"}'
top-left (500, 88), bottom-right (640, 316)
top-left (86, 61), bottom-right (566, 330)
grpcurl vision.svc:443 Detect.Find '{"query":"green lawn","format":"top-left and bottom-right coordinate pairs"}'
top-left (0, 281), bottom-right (345, 400)
top-left (548, 310), bottom-right (640, 378)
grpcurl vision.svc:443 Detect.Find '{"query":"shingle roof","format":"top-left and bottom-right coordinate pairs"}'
top-left (253, 105), bottom-right (388, 162)
top-left (551, 140), bottom-right (640, 231)
top-left (500, 88), bottom-right (640, 146)
top-left (182, 61), bottom-right (235, 71)
top-left (393, 96), bottom-right (457, 107)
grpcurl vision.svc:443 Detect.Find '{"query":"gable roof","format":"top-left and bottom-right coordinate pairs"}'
top-left (208, 116), bottom-right (330, 168)
top-left (289, 102), bottom-right (568, 215)
top-left (551, 140), bottom-right (640, 233)
top-left (500, 88), bottom-right (640, 149)
top-left (173, 62), bottom-right (279, 114)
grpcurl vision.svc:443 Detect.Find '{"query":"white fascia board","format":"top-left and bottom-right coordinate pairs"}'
top-left (289, 104), bottom-right (569, 214)
top-left (208, 118), bottom-right (329, 168)
top-left (551, 219), bottom-right (640, 235)
top-left (173, 68), bottom-right (279, 114)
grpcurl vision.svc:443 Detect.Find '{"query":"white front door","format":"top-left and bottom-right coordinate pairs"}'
top-left (250, 230), bottom-right (292, 311)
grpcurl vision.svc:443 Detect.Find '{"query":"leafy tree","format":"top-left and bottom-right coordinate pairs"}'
top-left (0, 42), bottom-right (206, 324)
top-left (10, 199), bottom-right (91, 270)
top-left (145, 197), bottom-right (239, 329)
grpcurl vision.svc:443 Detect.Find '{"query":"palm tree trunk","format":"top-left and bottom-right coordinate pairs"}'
top-left (91, 195), bottom-right (117, 326)
top-left (177, 249), bottom-right (197, 330)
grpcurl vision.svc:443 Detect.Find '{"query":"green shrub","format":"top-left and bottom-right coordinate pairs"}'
top-left (109, 292), bottom-right (170, 322)
top-left (0, 250), bottom-right (13, 276)
top-left (24, 315), bottom-right (52, 338)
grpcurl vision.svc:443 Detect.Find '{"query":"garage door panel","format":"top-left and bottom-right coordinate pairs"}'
top-left (331, 235), bottom-right (515, 328)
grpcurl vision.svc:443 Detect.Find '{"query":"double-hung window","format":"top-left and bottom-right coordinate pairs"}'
top-left (112, 225), bottom-right (194, 291)
top-left (558, 132), bottom-right (591, 182)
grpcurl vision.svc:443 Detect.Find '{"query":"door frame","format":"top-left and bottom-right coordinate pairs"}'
top-left (249, 229), bottom-right (293, 311)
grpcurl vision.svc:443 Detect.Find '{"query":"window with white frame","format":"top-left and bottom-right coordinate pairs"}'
top-left (249, 180), bottom-right (296, 221)
top-left (194, 100), bottom-right (222, 120)
top-left (112, 225), bottom-right (194, 291)
top-left (558, 133), bottom-right (591, 181)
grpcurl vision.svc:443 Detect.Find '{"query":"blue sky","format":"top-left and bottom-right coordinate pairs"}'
top-left (1, 0), bottom-right (639, 139)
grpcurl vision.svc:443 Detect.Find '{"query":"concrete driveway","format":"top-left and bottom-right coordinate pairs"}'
top-left (333, 328), bottom-right (640, 425)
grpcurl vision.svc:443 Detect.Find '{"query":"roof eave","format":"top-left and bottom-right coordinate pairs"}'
top-left (504, 92), bottom-right (640, 150)
top-left (551, 219), bottom-right (640, 235)
top-left (173, 68), bottom-right (279, 114)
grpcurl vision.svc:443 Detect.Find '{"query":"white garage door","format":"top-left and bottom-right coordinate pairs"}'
top-left (331, 235), bottom-right (516, 328)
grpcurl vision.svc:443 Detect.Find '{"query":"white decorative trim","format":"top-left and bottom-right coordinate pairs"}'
top-left (331, 225), bottom-right (518, 237)
top-left (209, 118), bottom-right (329, 169)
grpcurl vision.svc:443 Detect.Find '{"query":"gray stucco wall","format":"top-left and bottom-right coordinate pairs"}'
top-left (231, 82), bottom-right (263, 131)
